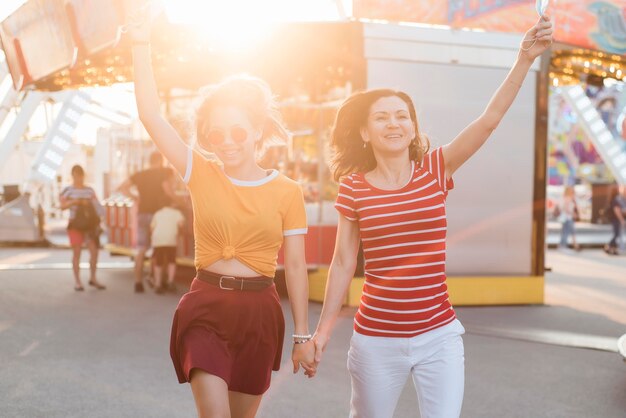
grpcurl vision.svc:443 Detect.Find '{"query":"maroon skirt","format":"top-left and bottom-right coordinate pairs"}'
top-left (170, 277), bottom-right (285, 395)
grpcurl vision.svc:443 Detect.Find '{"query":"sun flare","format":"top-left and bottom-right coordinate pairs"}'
top-left (160, 0), bottom-right (348, 48)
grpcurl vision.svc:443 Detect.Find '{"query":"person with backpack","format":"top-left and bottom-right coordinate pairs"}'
top-left (59, 165), bottom-right (106, 291)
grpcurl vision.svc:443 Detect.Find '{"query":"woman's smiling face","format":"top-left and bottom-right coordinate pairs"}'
top-left (200, 105), bottom-right (261, 169)
top-left (361, 95), bottom-right (416, 156)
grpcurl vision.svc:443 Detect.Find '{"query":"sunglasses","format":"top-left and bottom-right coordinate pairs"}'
top-left (199, 126), bottom-right (249, 148)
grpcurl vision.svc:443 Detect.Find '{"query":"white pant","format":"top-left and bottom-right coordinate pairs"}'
top-left (347, 319), bottom-right (465, 418)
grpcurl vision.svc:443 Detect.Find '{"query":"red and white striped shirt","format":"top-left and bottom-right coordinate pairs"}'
top-left (335, 147), bottom-right (456, 337)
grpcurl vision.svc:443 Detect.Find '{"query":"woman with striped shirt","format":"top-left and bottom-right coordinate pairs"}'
top-left (312, 17), bottom-right (553, 418)
top-left (59, 164), bottom-right (106, 291)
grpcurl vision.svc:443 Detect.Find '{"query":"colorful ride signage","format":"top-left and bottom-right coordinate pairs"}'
top-left (353, 0), bottom-right (626, 54)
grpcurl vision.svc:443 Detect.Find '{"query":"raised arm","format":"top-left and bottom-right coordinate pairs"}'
top-left (129, 12), bottom-right (187, 176)
top-left (313, 215), bottom-right (361, 365)
top-left (442, 16), bottom-right (553, 178)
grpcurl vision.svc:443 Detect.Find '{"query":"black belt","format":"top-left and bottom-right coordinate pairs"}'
top-left (197, 269), bottom-right (274, 291)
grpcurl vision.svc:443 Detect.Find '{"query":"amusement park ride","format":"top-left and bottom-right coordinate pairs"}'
top-left (1, 0), bottom-right (625, 305)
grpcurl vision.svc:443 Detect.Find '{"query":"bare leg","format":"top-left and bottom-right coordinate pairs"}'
top-left (154, 264), bottom-right (163, 289)
top-left (189, 369), bottom-right (231, 418)
top-left (135, 247), bottom-right (147, 284)
top-left (167, 262), bottom-right (176, 285)
top-left (87, 239), bottom-right (99, 283)
top-left (72, 245), bottom-right (82, 289)
top-left (229, 391), bottom-right (263, 418)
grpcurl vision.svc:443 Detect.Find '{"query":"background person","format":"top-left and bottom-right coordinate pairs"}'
top-left (59, 165), bottom-right (106, 291)
top-left (604, 185), bottom-right (626, 255)
top-left (150, 198), bottom-right (185, 294)
top-left (117, 151), bottom-right (176, 293)
top-left (557, 185), bottom-right (580, 251)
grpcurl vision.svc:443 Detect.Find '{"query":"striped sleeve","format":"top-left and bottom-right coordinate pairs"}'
top-left (60, 186), bottom-right (71, 199)
top-left (422, 147), bottom-right (454, 197)
top-left (334, 177), bottom-right (358, 221)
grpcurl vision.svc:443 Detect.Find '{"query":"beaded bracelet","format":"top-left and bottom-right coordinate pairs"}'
top-left (293, 338), bottom-right (312, 344)
top-left (292, 333), bottom-right (312, 339)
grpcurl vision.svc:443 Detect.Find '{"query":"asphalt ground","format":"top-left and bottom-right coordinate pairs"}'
top-left (0, 248), bottom-right (625, 417)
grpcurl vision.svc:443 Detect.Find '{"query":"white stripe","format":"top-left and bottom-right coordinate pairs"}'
top-left (354, 315), bottom-right (455, 334)
top-left (365, 271), bottom-right (444, 280)
top-left (360, 215), bottom-right (446, 231)
top-left (360, 204), bottom-right (444, 222)
top-left (226, 169), bottom-right (279, 186)
top-left (337, 192), bottom-right (354, 201)
top-left (368, 261), bottom-right (446, 271)
top-left (353, 188), bottom-right (371, 192)
top-left (366, 250), bottom-right (446, 262)
top-left (358, 306), bottom-right (452, 324)
top-left (341, 182), bottom-right (371, 192)
top-left (183, 146), bottom-right (193, 184)
top-left (435, 148), bottom-right (442, 188)
top-left (358, 191), bottom-right (443, 212)
top-left (362, 289), bottom-right (448, 303)
top-left (411, 171), bottom-right (430, 183)
top-left (361, 227), bottom-right (447, 242)
top-left (283, 228), bottom-right (308, 236)
top-left (364, 239), bottom-right (445, 252)
top-left (364, 281), bottom-right (444, 292)
top-left (440, 149), bottom-right (447, 191)
top-left (335, 203), bottom-right (356, 214)
top-left (355, 175), bottom-right (433, 201)
top-left (360, 300), bottom-right (445, 314)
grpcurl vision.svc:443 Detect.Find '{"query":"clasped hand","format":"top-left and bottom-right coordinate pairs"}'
top-left (292, 340), bottom-right (317, 378)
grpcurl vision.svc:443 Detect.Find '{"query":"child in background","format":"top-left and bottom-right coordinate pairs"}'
top-left (150, 199), bottom-right (185, 294)
top-left (558, 185), bottom-right (580, 251)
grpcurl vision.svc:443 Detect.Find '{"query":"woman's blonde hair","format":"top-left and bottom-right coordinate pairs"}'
top-left (194, 75), bottom-right (290, 158)
top-left (330, 89), bottom-right (430, 182)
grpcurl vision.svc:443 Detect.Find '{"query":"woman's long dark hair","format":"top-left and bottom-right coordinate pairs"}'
top-left (330, 89), bottom-right (430, 182)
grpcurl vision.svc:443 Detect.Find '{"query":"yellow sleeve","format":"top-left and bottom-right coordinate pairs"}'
top-left (183, 147), bottom-right (222, 190)
top-left (282, 183), bottom-right (308, 236)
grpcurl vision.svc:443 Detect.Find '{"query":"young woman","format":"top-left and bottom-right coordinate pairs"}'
top-left (128, 11), bottom-right (315, 418)
top-left (312, 17), bottom-right (553, 418)
top-left (59, 164), bottom-right (106, 291)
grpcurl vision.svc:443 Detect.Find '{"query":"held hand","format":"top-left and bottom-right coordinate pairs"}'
top-left (312, 331), bottom-right (330, 364)
top-left (519, 15), bottom-right (553, 61)
top-left (292, 341), bottom-right (317, 378)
